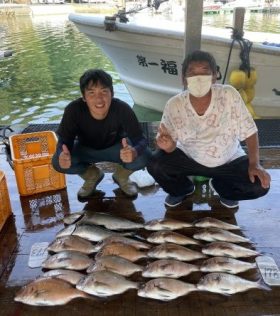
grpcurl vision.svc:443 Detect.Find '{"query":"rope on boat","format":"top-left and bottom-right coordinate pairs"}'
top-left (222, 27), bottom-right (252, 84)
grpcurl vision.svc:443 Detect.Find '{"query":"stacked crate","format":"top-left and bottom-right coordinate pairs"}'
top-left (10, 131), bottom-right (66, 196)
top-left (0, 171), bottom-right (12, 231)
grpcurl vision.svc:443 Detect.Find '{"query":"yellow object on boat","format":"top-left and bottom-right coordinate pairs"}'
top-left (228, 69), bottom-right (246, 90)
top-left (245, 102), bottom-right (259, 119)
top-left (238, 89), bottom-right (248, 104)
top-left (244, 87), bottom-right (255, 103)
top-left (244, 68), bottom-right (257, 89)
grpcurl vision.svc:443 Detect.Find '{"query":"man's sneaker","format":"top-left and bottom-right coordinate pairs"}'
top-left (78, 165), bottom-right (104, 199)
top-left (164, 186), bottom-right (195, 208)
top-left (209, 178), bottom-right (239, 209)
top-left (220, 198), bottom-right (239, 208)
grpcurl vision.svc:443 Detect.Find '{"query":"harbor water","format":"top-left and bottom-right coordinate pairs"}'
top-left (0, 12), bottom-right (280, 125)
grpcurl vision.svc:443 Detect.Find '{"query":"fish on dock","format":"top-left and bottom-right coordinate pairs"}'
top-left (95, 242), bottom-right (147, 262)
top-left (86, 255), bottom-right (143, 276)
top-left (197, 272), bottom-right (269, 295)
top-left (147, 230), bottom-right (200, 245)
top-left (144, 218), bottom-right (192, 231)
top-left (193, 228), bottom-right (250, 243)
top-left (47, 235), bottom-right (96, 254)
top-left (202, 242), bottom-right (260, 258)
top-left (76, 270), bottom-right (139, 297)
top-left (42, 251), bottom-right (93, 271)
top-left (93, 235), bottom-right (151, 251)
top-left (193, 217), bottom-right (240, 230)
top-left (138, 278), bottom-right (197, 301)
top-left (148, 243), bottom-right (206, 261)
top-left (200, 257), bottom-right (257, 274)
top-left (77, 211), bottom-right (144, 230)
top-left (14, 277), bottom-right (89, 306)
top-left (56, 224), bottom-right (128, 242)
top-left (42, 269), bottom-right (85, 285)
top-left (142, 259), bottom-right (199, 278)
top-left (63, 211), bottom-right (85, 225)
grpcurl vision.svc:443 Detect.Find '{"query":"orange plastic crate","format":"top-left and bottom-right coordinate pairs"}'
top-left (10, 131), bottom-right (66, 196)
top-left (0, 171), bottom-right (12, 231)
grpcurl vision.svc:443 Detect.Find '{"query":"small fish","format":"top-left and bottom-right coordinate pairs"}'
top-left (48, 235), bottom-right (96, 254)
top-left (142, 259), bottom-right (199, 278)
top-left (56, 224), bottom-right (126, 242)
top-left (197, 272), bottom-right (269, 295)
top-left (200, 257), bottom-right (257, 274)
top-left (76, 270), bottom-right (139, 297)
top-left (87, 255), bottom-right (143, 276)
top-left (63, 211), bottom-right (84, 225)
top-left (138, 278), bottom-right (197, 301)
top-left (193, 217), bottom-right (240, 230)
top-left (144, 218), bottom-right (192, 231)
top-left (42, 251), bottom-right (93, 271)
top-left (193, 228), bottom-right (250, 243)
top-left (148, 243), bottom-right (206, 261)
top-left (95, 242), bottom-right (147, 262)
top-left (93, 235), bottom-right (151, 251)
top-left (42, 269), bottom-right (84, 285)
top-left (14, 277), bottom-right (89, 306)
top-left (78, 212), bottom-right (144, 230)
top-left (147, 230), bottom-right (200, 245)
top-left (202, 242), bottom-right (260, 258)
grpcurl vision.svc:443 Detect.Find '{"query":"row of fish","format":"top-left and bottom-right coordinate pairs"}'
top-left (15, 269), bottom-right (268, 305)
top-left (63, 212), bottom-right (241, 231)
top-left (15, 214), bottom-right (265, 306)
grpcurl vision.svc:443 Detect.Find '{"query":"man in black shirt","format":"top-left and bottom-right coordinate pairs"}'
top-left (52, 69), bottom-right (151, 199)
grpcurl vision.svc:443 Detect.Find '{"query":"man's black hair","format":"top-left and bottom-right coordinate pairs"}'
top-left (182, 50), bottom-right (217, 76)
top-left (79, 69), bottom-right (114, 96)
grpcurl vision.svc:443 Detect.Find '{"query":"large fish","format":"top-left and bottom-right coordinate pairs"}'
top-left (42, 269), bottom-right (84, 285)
top-left (193, 228), bottom-right (250, 243)
top-left (147, 230), bottom-right (200, 245)
top-left (193, 217), bottom-right (240, 230)
top-left (93, 235), bottom-right (151, 251)
top-left (142, 259), bottom-right (199, 278)
top-left (202, 242), bottom-right (260, 258)
top-left (95, 242), bottom-right (147, 262)
top-left (14, 277), bottom-right (89, 306)
top-left (48, 235), bottom-right (96, 254)
top-left (42, 251), bottom-right (93, 271)
top-left (200, 257), bottom-right (257, 274)
top-left (197, 272), bottom-right (269, 295)
top-left (87, 255), bottom-right (143, 276)
top-left (76, 270), bottom-right (139, 297)
top-left (148, 243), bottom-right (206, 261)
top-left (144, 218), bottom-right (192, 231)
top-left (138, 278), bottom-right (197, 301)
top-left (56, 224), bottom-right (126, 242)
top-left (78, 212), bottom-right (144, 230)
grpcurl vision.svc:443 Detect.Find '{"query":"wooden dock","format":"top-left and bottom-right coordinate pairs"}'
top-left (0, 123), bottom-right (280, 315)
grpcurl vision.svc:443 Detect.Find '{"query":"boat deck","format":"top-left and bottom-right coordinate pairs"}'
top-left (0, 125), bottom-right (280, 315)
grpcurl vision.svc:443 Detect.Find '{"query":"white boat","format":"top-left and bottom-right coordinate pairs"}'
top-left (69, 12), bottom-right (280, 117)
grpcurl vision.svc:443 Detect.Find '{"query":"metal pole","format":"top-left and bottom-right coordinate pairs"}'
top-left (184, 0), bottom-right (203, 59)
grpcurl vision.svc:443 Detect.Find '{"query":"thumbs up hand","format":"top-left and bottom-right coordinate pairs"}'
top-left (120, 138), bottom-right (137, 163)
top-left (58, 144), bottom-right (71, 169)
top-left (156, 123), bottom-right (176, 153)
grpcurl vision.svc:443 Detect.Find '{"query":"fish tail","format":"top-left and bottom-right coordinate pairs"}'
top-left (256, 279), bottom-right (271, 291)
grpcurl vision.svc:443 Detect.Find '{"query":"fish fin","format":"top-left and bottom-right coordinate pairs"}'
top-left (256, 279), bottom-right (271, 291)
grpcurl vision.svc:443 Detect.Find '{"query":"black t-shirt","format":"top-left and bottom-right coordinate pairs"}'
top-left (57, 97), bottom-right (147, 154)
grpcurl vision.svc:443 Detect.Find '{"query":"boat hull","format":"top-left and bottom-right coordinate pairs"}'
top-left (69, 14), bottom-right (280, 117)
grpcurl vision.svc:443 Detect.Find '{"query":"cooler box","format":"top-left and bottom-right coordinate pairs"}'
top-left (10, 131), bottom-right (66, 196)
top-left (0, 170), bottom-right (12, 231)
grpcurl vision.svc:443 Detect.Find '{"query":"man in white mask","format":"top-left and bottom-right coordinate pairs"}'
top-left (147, 50), bottom-right (270, 208)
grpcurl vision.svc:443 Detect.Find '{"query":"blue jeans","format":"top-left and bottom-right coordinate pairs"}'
top-left (147, 148), bottom-right (269, 201)
top-left (52, 141), bottom-right (152, 175)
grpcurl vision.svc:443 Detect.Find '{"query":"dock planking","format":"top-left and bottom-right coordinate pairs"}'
top-left (0, 136), bottom-right (280, 315)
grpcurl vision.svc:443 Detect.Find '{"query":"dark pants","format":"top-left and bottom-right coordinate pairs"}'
top-left (147, 148), bottom-right (269, 201)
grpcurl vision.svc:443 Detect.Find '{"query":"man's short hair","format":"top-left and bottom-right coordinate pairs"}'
top-left (182, 50), bottom-right (217, 76)
top-left (80, 69), bottom-right (114, 96)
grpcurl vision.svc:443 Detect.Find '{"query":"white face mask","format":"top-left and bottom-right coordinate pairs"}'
top-left (186, 75), bottom-right (212, 97)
